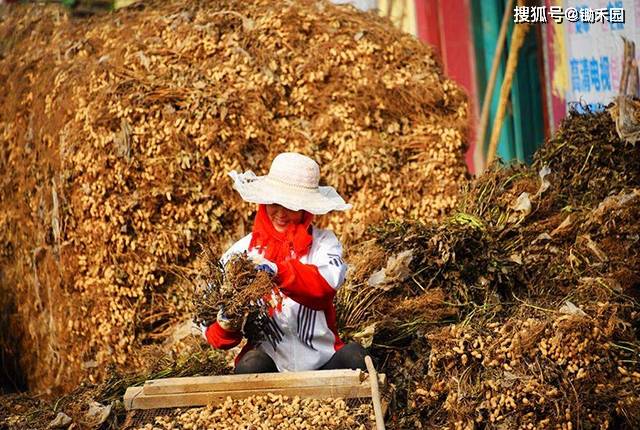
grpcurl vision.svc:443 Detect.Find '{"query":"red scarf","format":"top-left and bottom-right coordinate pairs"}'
top-left (249, 205), bottom-right (314, 263)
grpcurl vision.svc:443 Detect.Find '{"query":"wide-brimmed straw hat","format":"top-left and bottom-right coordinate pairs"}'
top-left (228, 152), bottom-right (352, 215)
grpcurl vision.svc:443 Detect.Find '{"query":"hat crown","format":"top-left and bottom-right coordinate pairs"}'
top-left (267, 152), bottom-right (320, 189)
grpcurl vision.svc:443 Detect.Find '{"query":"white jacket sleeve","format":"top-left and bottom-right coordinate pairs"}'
top-left (310, 229), bottom-right (348, 290)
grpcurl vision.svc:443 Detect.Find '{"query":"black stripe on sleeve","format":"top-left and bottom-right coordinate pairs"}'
top-left (307, 310), bottom-right (317, 351)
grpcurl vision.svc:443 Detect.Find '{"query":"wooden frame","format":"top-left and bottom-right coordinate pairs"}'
top-left (124, 369), bottom-right (386, 411)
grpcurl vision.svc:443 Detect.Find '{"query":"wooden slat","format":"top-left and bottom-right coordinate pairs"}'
top-left (365, 356), bottom-right (385, 430)
top-left (114, 0), bottom-right (139, 8)
top-left (143, 369), bottom-right (363, 395)
top-left (124, 375), bottom-right (386, 410)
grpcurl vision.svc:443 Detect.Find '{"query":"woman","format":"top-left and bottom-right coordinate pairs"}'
top-left (204, 152), bottom-right (366, 374)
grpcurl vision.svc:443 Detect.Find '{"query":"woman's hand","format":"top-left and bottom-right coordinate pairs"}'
top-left (217, 308), bottom-right (242, 332)
top-left (246, 250), bottom-right (278, 276)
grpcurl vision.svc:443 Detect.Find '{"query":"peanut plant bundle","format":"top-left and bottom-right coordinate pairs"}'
top-left (338, 110), bottom-right (640, 429)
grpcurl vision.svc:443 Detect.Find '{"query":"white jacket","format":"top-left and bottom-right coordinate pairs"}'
top-left (221, 226), bottom-right (347, 371)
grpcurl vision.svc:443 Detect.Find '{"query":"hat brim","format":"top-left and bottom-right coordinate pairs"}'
top-left (229, 171), bottom-right (352, 215)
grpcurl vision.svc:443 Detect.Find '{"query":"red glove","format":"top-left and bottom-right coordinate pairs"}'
top-left (205, 322), bottom-right (242, 350)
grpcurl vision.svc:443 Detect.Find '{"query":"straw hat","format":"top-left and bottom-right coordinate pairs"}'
top-left (228, 152), bottom-right (352, 215)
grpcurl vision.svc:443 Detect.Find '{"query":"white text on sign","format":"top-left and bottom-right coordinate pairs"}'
top-left (513, 4), bottom-right (625, 24)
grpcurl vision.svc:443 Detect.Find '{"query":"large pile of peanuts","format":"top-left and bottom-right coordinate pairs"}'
top-left (0, 0), bottom-right (467, 393)
top-left (134, 395), bottom-right (374, 430)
